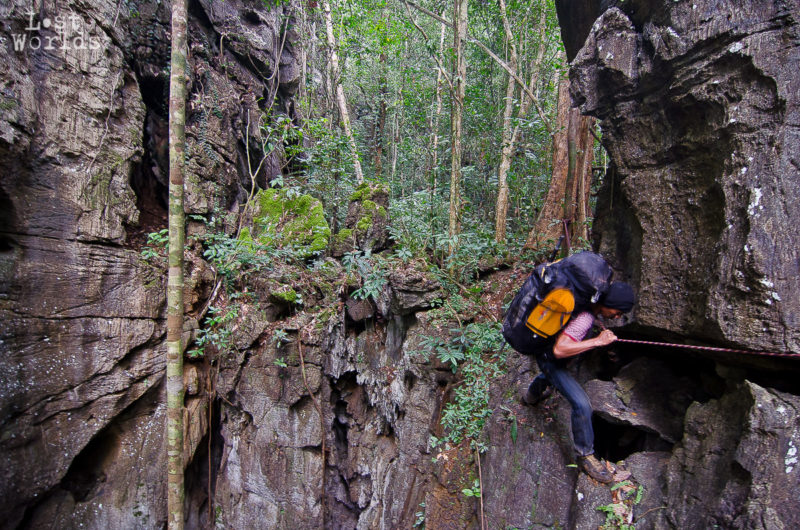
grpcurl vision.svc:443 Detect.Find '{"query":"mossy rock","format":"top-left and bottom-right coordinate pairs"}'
top-left (270, 288), bottom-right (301, 305)
top-left (244, 188), bottom-right (331, 259)
top-left (349, 181), bottom-right (389, 202)
top-left (332, 182), bottom-right (390, 256)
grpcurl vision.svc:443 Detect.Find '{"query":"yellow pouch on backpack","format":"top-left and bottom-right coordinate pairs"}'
top-left (525, 288), bottom-right (575, 338)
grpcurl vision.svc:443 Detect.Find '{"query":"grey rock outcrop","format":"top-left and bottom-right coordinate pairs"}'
top-left (665, 381), bottom-right (800, 529)
top-left (567, 0), bottom-right (800, 355)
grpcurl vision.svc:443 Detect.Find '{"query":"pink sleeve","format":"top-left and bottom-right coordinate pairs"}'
top-left (562, 312), bottom-right (595, 342)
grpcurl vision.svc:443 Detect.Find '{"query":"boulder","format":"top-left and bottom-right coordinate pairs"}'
top-left (331, 182), bottom-right (390, 256)
top-left (584, 357), bottom-right (698, 443)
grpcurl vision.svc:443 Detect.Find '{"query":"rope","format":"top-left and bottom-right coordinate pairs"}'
top-left (614, 338), bottom-right (800, 358)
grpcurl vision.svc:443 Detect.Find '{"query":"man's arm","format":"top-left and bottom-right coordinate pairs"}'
top-left (552, 329), bottom-right (617, 359)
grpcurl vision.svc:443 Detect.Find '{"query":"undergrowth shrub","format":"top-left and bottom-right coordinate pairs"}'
top-left (415, 322), bottom-right (507, 451)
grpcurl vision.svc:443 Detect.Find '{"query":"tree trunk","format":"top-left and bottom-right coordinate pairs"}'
top-left (526, 73), bottom-right (595, 253)
top-left (321, 0), bottom-right (364, 184)
top-left (527, 72), bottom-right (570, 249)
top-left (426, 12), bottom-right (447, 189)
top-left (494, 0), bottom-right (517, 243)
top-left (166, 0), bottom-right (188, 526)
top-left (375, 51), bottom-right (387, 179)
top-left (448, 0), bottom-right (467, 254)
top-left (390, 83), bottom-right (402, 191)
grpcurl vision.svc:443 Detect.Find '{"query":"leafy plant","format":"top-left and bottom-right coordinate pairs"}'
top-left (412, 334), bottom-right (463, 371)
top-left (190, 210), bottom-right (277, 287)
top-left (187, 305), bottom-right (239, 358)
top-left (413, 502), bottom-right (426, 528)
top-left (461, 479), bottom-right (482, 498)
top-left (272, 328), bottom-right (289, 344)
top-left (343, 250), bottom-right (388, 302)
top-left (140, 228), bottom-right (169, 262)
top-left (415, 322), bottom-right (506, 448)
top-left (597, 481), bottom-right (645, 529)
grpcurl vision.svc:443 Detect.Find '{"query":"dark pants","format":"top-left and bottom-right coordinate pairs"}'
top-left (529, 351), bottom-right (594, 456)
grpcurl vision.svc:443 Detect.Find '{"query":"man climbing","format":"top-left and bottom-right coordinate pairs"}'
top-left (520, 281), bottom-right (635, 484)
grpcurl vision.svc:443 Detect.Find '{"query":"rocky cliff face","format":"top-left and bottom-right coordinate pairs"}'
top-left (2, 0), bottom-right (800, 528)
top-left (0, 0), bottom-right (299, 526)
top-left (567, 0), bottom-right (800, 355)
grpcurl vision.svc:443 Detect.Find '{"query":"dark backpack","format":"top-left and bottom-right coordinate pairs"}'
top-left (502, 251), bottom-right (614, 354)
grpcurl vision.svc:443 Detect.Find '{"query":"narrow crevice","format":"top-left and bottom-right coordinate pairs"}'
top-left (326, 371), bottom-right (365, 528)
top-left (185, 398), bottom-right (224, 530)
top-left (125, 67), bottom-right (169, 248)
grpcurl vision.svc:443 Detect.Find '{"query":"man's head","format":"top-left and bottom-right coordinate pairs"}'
top-left (595, 281), bottom-right (635, 319)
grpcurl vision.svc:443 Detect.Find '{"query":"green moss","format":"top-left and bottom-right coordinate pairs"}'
top-left (349, 181), bottom-right (389, 202)
top-left (272, 288), bottom-right (300, 303)
top-left (0, 96), bottom-right (18, 111)
top-left (247, 188), bottom-right (331, 259)
top-left (333, 228), bottom-right (354, 246)
top-left (355, 216), bottom-right (372, 232)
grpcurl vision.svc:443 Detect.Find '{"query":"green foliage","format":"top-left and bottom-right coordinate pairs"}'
top-left (188, 305), bottom-right (239, 358)
top-left (414, 333), bottom-right (464, 371)
top-left (285, 116), bottom-right (358, 227)
top-left (413, 502), bottom-right (426, 528)
top-left (272, 288), bottom-right (303, 305)
top-left (295, 0), bottom-right (567, 253)
top-left (417, 322), bottom-right (507, 449)
top-left (140, 229), bottom-right (169, 262)
top-left (596, 481), bottom-right (645, 529)
top-left (389, 191), bottom-right (509, 282)
top-left (188, 212), bottom-right (274, 286)
top-left (272, 328), bottom-right (289, 344)
top-left (461, 479), bottom-right (482, 498)
top-left (500, 405), bottom-right (519, 444)
top-left (342, 249), bottom-right (387, 301)
top-left (274, 357), bottom-right (288, 368)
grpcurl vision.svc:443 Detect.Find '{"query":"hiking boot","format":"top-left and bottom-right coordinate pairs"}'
top-left (520, 383), bottom-right (553, 406)
top-left (578, 454), bottom-right (613, 484)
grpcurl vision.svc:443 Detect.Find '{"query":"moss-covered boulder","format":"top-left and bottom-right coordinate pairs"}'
top-left (242, 188), bottom-right (330, 259)
top-left (331, 182), bottom-right (391, 257)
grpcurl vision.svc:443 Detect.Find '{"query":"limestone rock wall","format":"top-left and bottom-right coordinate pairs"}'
top-left (566, 0), bottom-right (800, 354)
top-left (0, 0), bottom-right (300, 526)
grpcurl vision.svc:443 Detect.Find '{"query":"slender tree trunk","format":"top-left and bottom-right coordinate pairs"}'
top-left (298, 4), bottom-right (309, 113)
top-left (321, 23), bottom-right (334, 116)
top-left (375, 51), bottom-right (387, 179)
top-left (426, 12), bottom-right (447, 186)
top-left (448, 0), bottom-right (467, 254)
top-left (494, 0), bottom-right (517, 243)
top-left (495, 4), bottom-right (549, 243)
top-left (321, 0), bottom-right (364, 184)
top-left (390, 83), bottom-right (402, 189)
top-left (390, 41), bottom-right (407, 191)
top-left (166, 0), bottom-right (188, 526)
